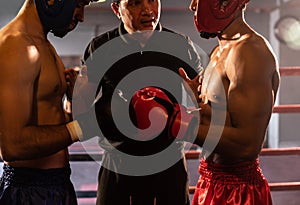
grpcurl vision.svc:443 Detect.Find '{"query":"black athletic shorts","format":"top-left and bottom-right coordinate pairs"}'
top-left (0, 164), bottom-right (78, 205)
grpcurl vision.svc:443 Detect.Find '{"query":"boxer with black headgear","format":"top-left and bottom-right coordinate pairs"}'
top-left (35, 0), bottom-right (99, 37)
top-left (178, 0), bottom-right (280, 204)
top-left (0, 0), bottom-right (100, 204)
top-left (34, 0), bottom-right (78, 37)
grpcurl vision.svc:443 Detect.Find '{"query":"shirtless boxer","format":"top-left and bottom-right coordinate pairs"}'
top-left (183, 0), bottom-right (280, 204)
top-left (132, 0), bottom-right (280, 204)
top-left (0, 0), bottom-right (99, 204)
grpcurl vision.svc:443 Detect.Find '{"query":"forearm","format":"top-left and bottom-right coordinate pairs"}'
top-left (1, 124), bottom-right (73, 162)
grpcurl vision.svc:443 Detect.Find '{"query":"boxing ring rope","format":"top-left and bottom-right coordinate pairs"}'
top-left (278, 66), bottom-right (300, 76)
top-left (273, 104), bottom-right (300, 113)
top-left (273, 67), bottom-right (300, 113)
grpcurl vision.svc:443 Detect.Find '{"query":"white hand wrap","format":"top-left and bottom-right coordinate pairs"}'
top-left (66, 120), bottom-right (83, 142)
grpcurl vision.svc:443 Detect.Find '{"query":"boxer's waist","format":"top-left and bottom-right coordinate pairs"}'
top-left (5, 149), bottom-right (70, 169)
top-left (199, 159), bottom-right (266, 184)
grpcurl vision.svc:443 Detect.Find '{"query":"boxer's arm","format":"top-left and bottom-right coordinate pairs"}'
top-left (194, 42), bottom-right (278, 160)
top-left (0, 37), bottom-right (74, 162)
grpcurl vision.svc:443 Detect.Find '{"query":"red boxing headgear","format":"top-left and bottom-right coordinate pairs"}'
top-left (194, 0), bottom-right (250, 38)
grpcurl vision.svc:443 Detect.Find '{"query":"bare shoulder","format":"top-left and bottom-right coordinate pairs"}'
top-left (0, 30), bottom-right (37, 56)
top-left (0, 30), bottom-right (41, 74)
top-left (234, 33), bottom-right (278, 74)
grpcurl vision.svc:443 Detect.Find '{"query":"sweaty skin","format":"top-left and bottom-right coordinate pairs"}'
top-left (0, 0), bottom-right (89, 169)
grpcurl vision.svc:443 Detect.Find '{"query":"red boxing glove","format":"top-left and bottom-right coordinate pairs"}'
top-left (130, 86), bottom-right (197, 142)
top-left (130, 87), bottom-right (170, 141)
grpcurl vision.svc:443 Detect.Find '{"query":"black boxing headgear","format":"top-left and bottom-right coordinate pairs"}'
top-left (34, 0), bottom-right (78, 38)
top-left (194, 0), bottom-right (250, 39)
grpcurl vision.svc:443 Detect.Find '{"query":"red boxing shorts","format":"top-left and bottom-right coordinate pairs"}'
top-left (192, 159), bottom-right (272, 205)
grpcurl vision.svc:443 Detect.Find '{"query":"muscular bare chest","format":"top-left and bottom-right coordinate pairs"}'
top-left (38, 44), bottom-right (67, 102)
top-left (199, 48), bottom-right (232, 127)
top-left (33, 42), bottom-right (67, 124)
top-left (201, 52), bottom-right (229, 107)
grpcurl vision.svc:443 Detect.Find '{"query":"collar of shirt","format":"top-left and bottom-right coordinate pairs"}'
top-left (117, 22), bottom-right (163, 47)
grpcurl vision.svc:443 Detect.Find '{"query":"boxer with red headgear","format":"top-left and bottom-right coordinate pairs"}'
top-left (193, 0), bottom-right (250, 38)
top-left (178, 0), bottom-right (281, 204)
top-left (0, 0), bottom-right (100, 204)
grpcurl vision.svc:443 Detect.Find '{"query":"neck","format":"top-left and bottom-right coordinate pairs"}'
top-left (218, 14), bottom-right (248, 44)
top-left (16, 0), bottom-right (47, 39)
